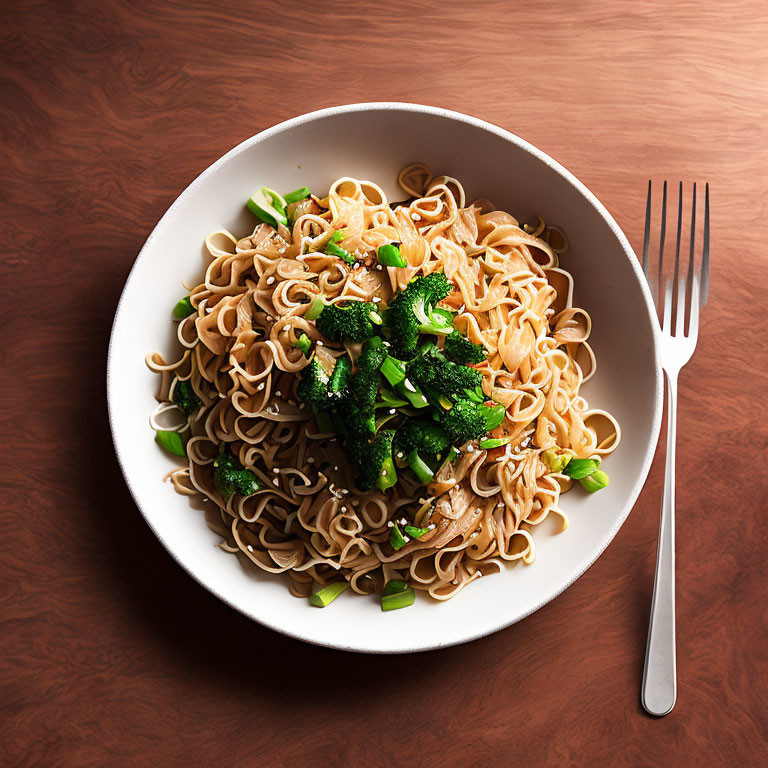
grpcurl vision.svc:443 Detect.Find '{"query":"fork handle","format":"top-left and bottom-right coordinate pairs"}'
top-left (641, 370), bottom-right (678, 716)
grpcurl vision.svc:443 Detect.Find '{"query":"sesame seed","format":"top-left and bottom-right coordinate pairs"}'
top-left (288, 399), bottom-right (297, 406)
top-left (257, 383), bottom-right (265, 391)
top-left (247, 545), bottom-right (254, 552)
top-left (403, 379), bottom-right (416, 392)
top-left (275, 390), bottom-right (282, 397)
top-left (307, 457), bottom-right (315, 463)
top-left (396, 452), bottom-right (404, 459)
top-left (381, 469), bottom-right (387, 476)
top-left (372, 296), bottom-right (382, 303)
top-left (341, 489), bottom-right (349, 494)
top-left (266, 276), bottom-right (275, 285)
top-left (375, 264), bottom-right (383, 270)
top-left (388, 408), bottom-right (395, 415)
top-left (341, 506), bottom-right (347, 512)
top-left (273, 468), bottom-right (279, 473)
top-left (272, 478), bottom-right (279, 486)
top-left (467, 444), bottom-right (475, 453)
top-left (428, 523), bottom-right (436, 530)
top-left (299, 402), bottom-right (306, 409)
top-left (266, 315), bottom-right (273, 321)
top-left (387, 521), bottom-right (394, 528)
top-left (412, 213), bottom-right (421, 221)
top-left (333, 465), bottom-right (339, 471)
top-left (317, 340), bottom-right (324, 346)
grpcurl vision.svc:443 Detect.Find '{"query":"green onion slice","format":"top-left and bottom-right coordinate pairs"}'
top-left (172, 296), bottom-right (195, 320)
top-left (283, 187), bottom-right (310, 205)
top-left (483, 403), bottom-right (506, 431)
top-left (479, 436), bottom-right (515, 450)
top-left (407, 450), bottom-right (434, 485)
top-left (377, 243), bottom-right (407, 268)
top-left (325, 241), bottom-right (355, 264)
top-left (309, 582), bottom-right (348, 607)
top-left (562, 458), bottom-right (601, 479)
top-left (247, 187), bottom-right (288, 227)
top-left (294, 333), bottom-right (312, 356)
top-left (305, 296), bottom-right (325, 320)
top-left (389, 524), bottom-right (407, 550)
top-left (397, 379), bottom-right (430, 409)
top-left (376, 388), bottom-right (409, 409)
top-left (380, 355), bottom-right (407, 386)
top-left (381, 583), bottom-right (415, 611)
top-left (155, 430), bottom-right (186, 456)
top-left (382, 579), bottom-right (410, 597)
top-left (580, 469), bottom-right (609, 492)
top-left (404, 525), bottom-right (429, 539)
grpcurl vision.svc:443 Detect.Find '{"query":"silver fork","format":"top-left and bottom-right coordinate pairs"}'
top-left (640, 181), bottom-right (709, 716)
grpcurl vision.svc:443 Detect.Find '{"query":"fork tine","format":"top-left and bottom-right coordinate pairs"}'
top-left (675, 277), bottom-right (686, 337)
top-left (700, 183), bottom-right (710, 305)
top-left (642, 180), bottom-right (652, 279)
top-left (656, 181), bottom-right (668, 312)
top-left (685, 182), bottom-right (697, 330)
top-left (687, 270), bottom-right (700, 339)
top-left (672, 182), bottom-right (683, 328)
top-left (662, 278), bottom-right (673, 334)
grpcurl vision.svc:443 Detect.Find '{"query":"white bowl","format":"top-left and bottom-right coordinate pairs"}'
top-left (108, 103), bottom-right (662, 653)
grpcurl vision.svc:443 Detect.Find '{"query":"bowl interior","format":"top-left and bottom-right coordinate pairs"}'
top-left (108, 104), bottom-right (661, 653)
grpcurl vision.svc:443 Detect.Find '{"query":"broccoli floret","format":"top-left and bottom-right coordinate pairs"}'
top-left (385, 272), bottom-right (454, 358)
top-left (405, 346), bottom-right (483, 400)
top-left (393, 420), bottom-right (451, 460)
top-left (316, 301), bottom-right (378, 342)
top-left (173, 380), bottom-right (202, 414)
top-left (296, 358), bottom-right (332, 409)
top-left (347, 429), bottom-right (397, 491)
top-left (213, 448), bottom-right (260, 500)
top-left (441, 399), bottom-right (506, 444)
top-left (340, 338), bottom-right (387, 435)
top-left (441, 399), bottom-right (488, 444)
top-left (443, 331), bottom-right (486, 365)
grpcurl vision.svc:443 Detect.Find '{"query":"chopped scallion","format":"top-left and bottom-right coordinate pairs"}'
top-left (404, 525), bottom-right (429, 539)
top-left (155, 430), bottom-right (185, 456)
top-left (377, 243), bottom-right (407, 268)
top-left (483, 403), bottom-right (506, 431)
top-left (381, 583), bottom-right (415, 611)
top-left (305, 296), bottom-right (325, 320)
top-left (294, 333), bottom-right (312, 356)
top-left (172, 296), bottom-right (195, 320)
top-left (325, 241), bottom-right (355, 264)
top-left (380, 355), bottom-right (406, 386)
top-left (479, 436), bottom-right (514, 450)
top-left (247, 186), bottom-right (288, 228)
top-left (283, 187), bottom-right (311, 204)
top-left (407, 450), bottom-right (434, 485)
top-left (389, 523), bottom-right (407, 550)
top-left (309, 581), bottom-right (348, 607)
top-left (580, 469), bottom-right (609, 492)
top-left (562, 458), bottom-right (600, 479)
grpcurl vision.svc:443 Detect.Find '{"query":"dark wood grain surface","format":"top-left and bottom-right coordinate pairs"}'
top-left (2, 1), bottom-right (767, 765)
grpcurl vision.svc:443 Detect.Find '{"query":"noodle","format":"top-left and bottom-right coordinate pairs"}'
top-left (147, 166), bottom-right (620, 602)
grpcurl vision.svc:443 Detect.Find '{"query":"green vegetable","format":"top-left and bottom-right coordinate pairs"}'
top-left (296, 358), bottom-right (332, 409)
top-left (483, 403), bottom-right (506, 431)
top-left (541, 448), bottom-right (571, 473)
top-left (294, 333), bottom-right (312, 356)
top-left (155, 430), bottom-right (185, 456)
top-left (462, 386), bottom-right (485, 403)
top-left (580, 469), bottom-right (610, 492)
top-left (172, 296), bottom-right (195, 321)
top-left (325, 241), bottom-right (355, 265)
top-left (389, 524), bottom-right (407, 550)
top-left (305, 296), bottom-right (325, 320)
top-left (384, 272), bottom-right (454, 359)
top-left (377, 243), bottom-right (407, 268)
top-left (396, 378), bottom-right (430, 409)
top-left (309, 581), bottom-right (348, 607)
top-left (316, 301), bottom-right (378, 342)
top-left (394, 420), bottom-right (450, 459)
top-left (381, 581), bottom-right (415, 611)
top-left (380, 355), bottom-right (407, 386)
top-left (406, 345), bottom-right (483, 401)
top-left (213, 447), bottom-right (259, 500)
top-left (314, 410), bottom-right (335, 434)
top-left (347, 429), bottom-right (397, 491)
top-left (562, 458), bottom-right (601, 480)
top-left (376, 387), bottom-right (409, 409)
top-left (404, 525), bottom-right (429, 539)
top-left (479, 437), bottom-right (512, 450)
top-left (340, 337), bottom-right (387, 436)
top-left (329, 354), bottom-right (352, 393)
top-left (407, 449), bottom-right (435, 485)
top-left (283, 187), bottom-right (310, 205)
top-left (443, 331), bottom-right (485, 365)
top-left (441, 399), bottom-right (505, 445)
top-left (173, 380), bottom-right (202, 415)
top-left (247, 186), bottom-right (288, 228)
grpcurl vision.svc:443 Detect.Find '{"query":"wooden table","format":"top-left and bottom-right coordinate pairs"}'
top-left (2, 1), bottom-right (766, 765)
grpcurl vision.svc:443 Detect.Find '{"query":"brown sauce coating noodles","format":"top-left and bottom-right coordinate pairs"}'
top-left (147, 166), bottom-right (620, 601)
